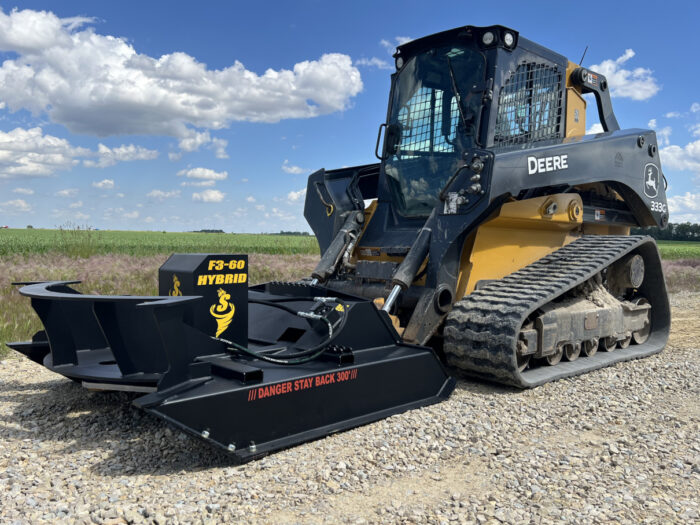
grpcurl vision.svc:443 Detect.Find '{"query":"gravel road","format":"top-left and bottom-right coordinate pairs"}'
top-left (1, 293), bottom-right (698, 524)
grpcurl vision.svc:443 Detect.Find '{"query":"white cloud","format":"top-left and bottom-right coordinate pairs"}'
top-left (180, 180), bottom-right (215, 187)
top-left (147, 189), bottom-right (180, 200)
top-left (656, 128), bottom-right (672, 147)
top-left (282, 159), bottom-right (305, 175)
top-left (665, 111), bottom-right (681, 118)
top-left (93, 178), bottom-right (115, 189)
top-left (123, 210), bottom-right (139, 219)
top-left (56, 188), bottom-right (78, 197)
top-left (667, 192), bottom-right (700, 222)
top-left (0, 126), bottom-right (88, 177)
top-left (0, 198), bottom-right (31, 212)
top-left (144, 216), bottom-right (155, 223)
top-left (255, 204), bottom-right (266, 211)
top-left (287, 188), bottom-right (307, 203)
top-left (177, 167), bottom-right (227, 181)
top-left (68, 200), bottom-right (82, 208)
top-left (246, 196), bottom-right (256, 203)
top-left (168, 151), bottom-right (182, 161)
top-left (588, 49), bottom-right (660, 101)
top-left (240, 178), bottom-right (249, 183)
top-left (74, 211), bottom-right (90, 220)
top-left (84, 143), bottom-right (158, 168)
top-left (660, 139), bottom-right (700, 173)
top-left (0, 126), bottom-right (155, 178)
top-left (12, 187), bottom-right (34, 195)
top-left (355, 57), bottom-right (392, 70)
top-left (175, 130), bottom-right (228, 158)
top-left (265, 206), bottom-right (296, 221)
top-left (691, 103), bottom-right (700, 113)
top-left (380, 37), bottom-right (412, 55)
top-left (178, 130), bottom-right (212, 152)
top-left (690, 124), bottom-right (700, 138)
top-left (211, 137), bottom-right (228, 159)
top-left (0, 8), bottom-right (363, 139)
top-left (647, 119), bottom-right (672, 146)
top-left (586, 123), bottom-right (604, 134)
top-left (667, 192), bottom-right (700, 213)
top-left (192, 189), bottom-right (225, 202)
top-left (116, 192), bottom-right (125, 198)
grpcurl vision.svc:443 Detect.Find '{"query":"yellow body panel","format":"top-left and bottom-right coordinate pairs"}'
top-left (458, 194), bottom-right (584, 296)
top-left (565, 61), bottom-right (587, 137)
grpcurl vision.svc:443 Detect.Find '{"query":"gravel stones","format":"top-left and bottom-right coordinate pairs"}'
top-left (1, 294), bottom-right (698, 524)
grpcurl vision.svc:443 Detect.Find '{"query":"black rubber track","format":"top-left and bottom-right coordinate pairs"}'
top-left (443, 235), bottom-right (671, 388)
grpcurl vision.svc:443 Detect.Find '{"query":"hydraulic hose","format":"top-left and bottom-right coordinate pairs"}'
top-left (212, 297), bottom-right (349, 365)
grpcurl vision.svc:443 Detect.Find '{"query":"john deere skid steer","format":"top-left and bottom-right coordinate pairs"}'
top-left (8, 25), bottom-right (670, 462)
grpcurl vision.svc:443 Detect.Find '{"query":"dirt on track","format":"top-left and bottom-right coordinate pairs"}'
top-left (1, 294), bottom-right (698, 524)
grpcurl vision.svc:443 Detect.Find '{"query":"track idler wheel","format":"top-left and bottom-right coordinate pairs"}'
top-left (516, 323), bottom-right (533, 372)
top-left (516, 347), bottom-right (531, 372)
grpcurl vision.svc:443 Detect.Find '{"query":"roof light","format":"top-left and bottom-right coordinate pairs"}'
top-left (482, 31), bottom-right (495, 46)
top-left (503, 32), bottom-right (515, 47)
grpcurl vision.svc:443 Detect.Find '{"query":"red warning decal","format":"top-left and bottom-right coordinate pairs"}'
top-left (247, 368), bottom-right (358, 402)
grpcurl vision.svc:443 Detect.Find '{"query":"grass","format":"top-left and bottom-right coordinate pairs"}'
top-left (656, 240), bottom-right (700, 260)
top-left (0, 228), bottom-right (319, 257)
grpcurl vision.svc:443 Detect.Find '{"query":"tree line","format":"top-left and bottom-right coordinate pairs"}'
top-left (631, 222), bottom-right (700, 241)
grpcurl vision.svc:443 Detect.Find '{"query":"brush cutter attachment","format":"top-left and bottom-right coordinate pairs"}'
top-left (8, 254), bottom-right (454, 461)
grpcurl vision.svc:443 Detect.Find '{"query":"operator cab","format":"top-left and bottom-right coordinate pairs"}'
top-left (382, 43), bottom-right (487, 217)
top-left (376, 25), bottom-right (568, 222)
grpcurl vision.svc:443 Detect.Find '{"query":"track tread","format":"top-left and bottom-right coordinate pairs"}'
top-left (444, 235), bottom-right (667, 388)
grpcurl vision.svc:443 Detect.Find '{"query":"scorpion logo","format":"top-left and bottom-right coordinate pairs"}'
top-left (210, 288), bottom-right (235, 337)
top-left (169, 274), bottom-right (182, 296)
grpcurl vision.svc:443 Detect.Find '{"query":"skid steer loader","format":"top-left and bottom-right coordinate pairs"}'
top-left (8, 25), bottom-right (670, 462)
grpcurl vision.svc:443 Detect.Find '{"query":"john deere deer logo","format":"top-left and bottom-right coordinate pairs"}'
top-left (210, 288), bottom-right (235, 337)
top-left (169, 274), bottom-right (182, 296)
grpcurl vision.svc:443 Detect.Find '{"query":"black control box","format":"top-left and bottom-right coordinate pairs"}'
top-left (159, 254), bottom-right (248, 346)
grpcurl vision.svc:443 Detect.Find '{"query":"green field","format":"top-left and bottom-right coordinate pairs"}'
top-left (0, 228), bottom-right (319, 257)
top-left (1, 228), bottom-right (698, 259)
top-left (656, 240), bottom-right (700, 260)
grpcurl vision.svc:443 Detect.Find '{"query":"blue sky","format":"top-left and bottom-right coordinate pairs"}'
top-left (0, 0), bottom-right (699, 231)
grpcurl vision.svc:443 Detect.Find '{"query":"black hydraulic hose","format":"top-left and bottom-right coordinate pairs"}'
top-left (248, 298), bottom-right (299, 316)
top-left (214, 297), bottom-right (350, 365)
top-left (251, 296), bottom-right (314, 303)
top-left (223, 339), bottom-right (331, 365)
